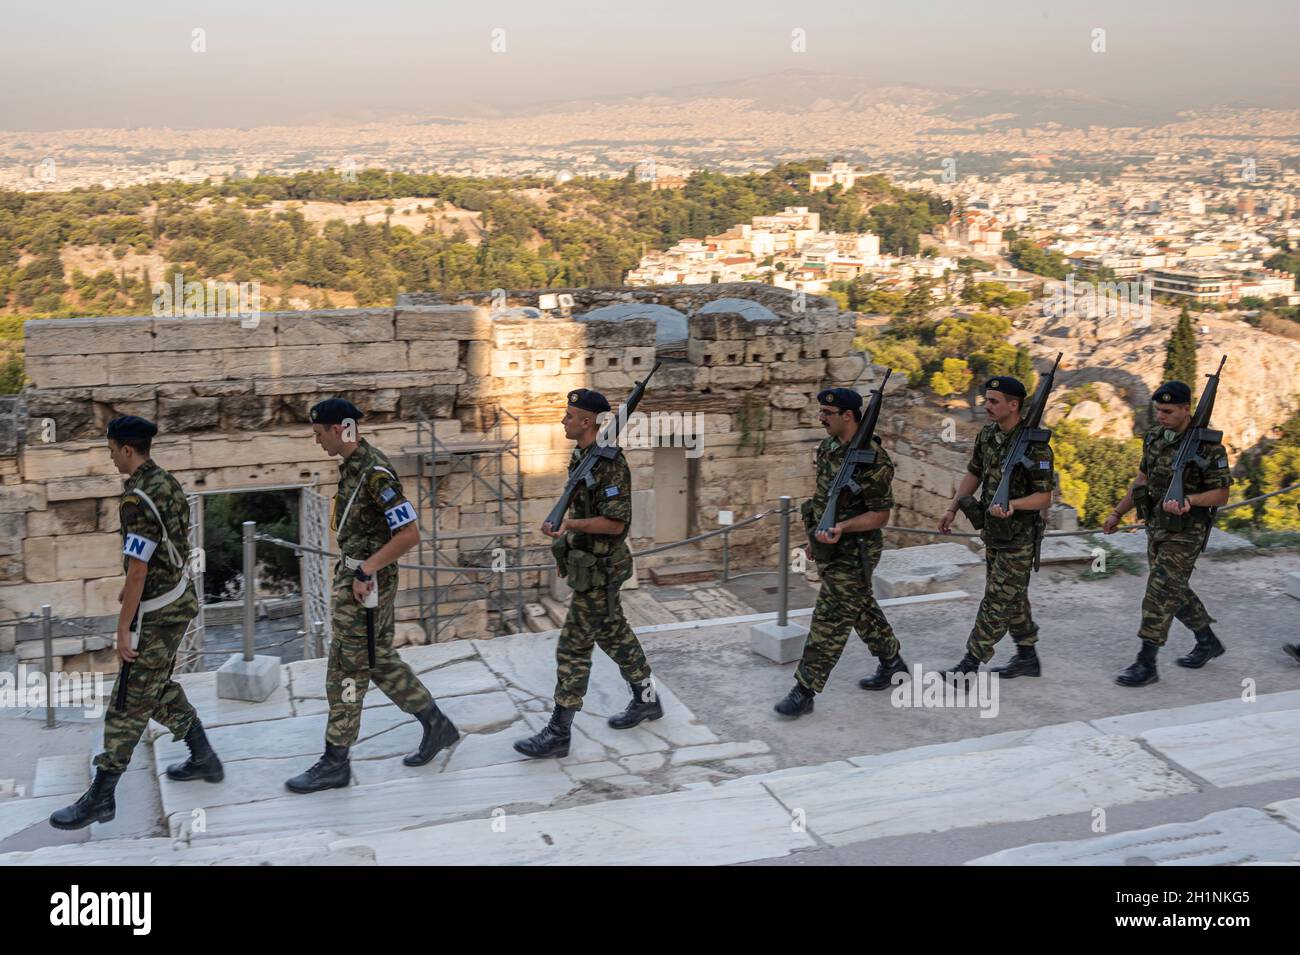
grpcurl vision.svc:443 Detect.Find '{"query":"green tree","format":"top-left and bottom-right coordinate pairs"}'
top-left (1162, 304), bottom-right (1198, 392)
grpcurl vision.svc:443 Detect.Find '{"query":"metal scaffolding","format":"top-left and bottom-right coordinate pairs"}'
top-left (410, 407), bottom-right (525, 642)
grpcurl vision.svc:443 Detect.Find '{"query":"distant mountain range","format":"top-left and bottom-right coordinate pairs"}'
top-left (459, 69), bottom-right (1298, 130)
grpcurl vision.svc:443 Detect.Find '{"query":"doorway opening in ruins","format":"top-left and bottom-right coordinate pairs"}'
top-left (178, 484), bottom-right (332, 672)
top-left (653, 446), bottom-right (690, 543)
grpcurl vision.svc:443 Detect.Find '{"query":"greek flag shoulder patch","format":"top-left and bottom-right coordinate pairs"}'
top-left (1039, 460), bottom-right (1050, 469)
top-left (384, 501), bottom-right (416, 531)
top-left (123, 533), bottom-right (158, 562)
top-left (604, 486), bottom-right (620, 497)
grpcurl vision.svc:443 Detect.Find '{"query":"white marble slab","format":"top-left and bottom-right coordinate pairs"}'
top-left (171, 669), bottom-right (295, 728)
top-left (1264, 797), bottom-right (1300, 832)
top-left (0, 829), bottom-right (372, 866)
top-left (1089, 690), bottom-right (1300, 738)
top-left (763, 736), bottom-right (1199, 847)
top-left (158, 755), bottom-right (339, 818)
top-left (152, 707), bottom-right (402, 765)
top-left (33, 754), bottom-right (90, 797)
top-left (968, 808), bottom-right (1300, 866)
top-left (440, 724), bottom-right (533, 773)
top-left (289, 659), bottom-right (501, 702)
top-left (671, 740), bottom-right (771, 766)
top-left (181, 760), bottom-right (576, 842)
top-left (284, 641), bottom-right (477, 697)
top-left (847, 720), bottom-right (1102, 771)
top-left (330, 780), bottom-right (813, 865)
top-left (1140, 709), bottom-right (1300, 787)
top-left (0, 794), bottom-right (76, 842)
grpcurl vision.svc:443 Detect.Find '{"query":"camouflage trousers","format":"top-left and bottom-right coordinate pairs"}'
top-left (796, 540), bottom-right (900, 694)
top-left (554, 580), bottom-right (651, 711)
top-left (1139, 531), bottom-right (1214, 646)
top-left (95, 618), bottom-right (196, 774)
top-left (325, 568), bottom-right (432, 747)
top-left (966, 543), bottom-right (1038, 663)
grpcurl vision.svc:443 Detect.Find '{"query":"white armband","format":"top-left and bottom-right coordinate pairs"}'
top-left (123, 533), bottom-right (158, 563)
top-left (384, 501), bottom-right (416, 531)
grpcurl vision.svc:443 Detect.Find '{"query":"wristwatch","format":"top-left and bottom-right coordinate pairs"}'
top-left (353, 566), bottom-right (373, 582)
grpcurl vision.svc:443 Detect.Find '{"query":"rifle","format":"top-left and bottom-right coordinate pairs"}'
top-left (115, 608), bottom-right (140, 713)
top-left (1161, 355), bottom-right (1227, 553)
top-left (816, 369), bottom-right (891, 538)
top-left (543, 361), bottom-right (662, 532)
top-left (988, 352), bottom-right (1062, 571)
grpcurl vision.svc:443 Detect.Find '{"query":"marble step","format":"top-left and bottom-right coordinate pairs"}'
top-left (967, 808), bottom-right (1300, 866)
top-left (33, 754), bottom-right (90, 797)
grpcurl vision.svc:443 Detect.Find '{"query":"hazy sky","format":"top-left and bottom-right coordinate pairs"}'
top-left (2, 0), bottom-right (1297, 130)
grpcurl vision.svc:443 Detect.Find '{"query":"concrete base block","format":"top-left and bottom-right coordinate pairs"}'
top-left (216, 654), bottom-right (281, 703)
top-left (749, 621), bottom-right (810, 664)
top-left (1287, 572), bottom-right (1300, 601)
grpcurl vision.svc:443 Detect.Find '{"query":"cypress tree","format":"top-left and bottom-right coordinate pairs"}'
top-left (1163, 304), bottom-right (1198, 396)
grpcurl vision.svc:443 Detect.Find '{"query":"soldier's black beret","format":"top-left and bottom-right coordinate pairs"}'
top-left (983, 376), bottom-right (1027, 399)
top-left (310, 398), bottom-right (363, 425)
top-left (1153, 381), bottom-right (1191, 405)
top-left (567, 389), bottom-right (610, 413)
top-left (107, 415), bottom-right (157, 441)
top-left (816, 387), bottom-right (863, 413)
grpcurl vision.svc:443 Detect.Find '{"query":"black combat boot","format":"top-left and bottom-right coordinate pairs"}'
top-left (285, 743), bottom-right (351, 793)
top-left (774, 682), bottom-right (815, 718)
top-left (992, 643), bottom-right (1041, 679)
top-left (513, 705), bottom-right (575, 759)
top-left (858, 654), bottom-right (908, 690)
top-left (165, 717), bottom-right (225, 782)
top-left (404, 701), bottom-right (460, 766)
top-left (49, 769), bottom-right (121, 830)
top-left (1116, 641), bottom-right (1160, 687)
top-left (1285, 644), bottom-right (1300, 664)
top-left (1176, 626), bottom-right (1225, 669)
top-left (944, 652), bottom-right (981, 678)
top-left (608, 679), bottom-right (664, 729)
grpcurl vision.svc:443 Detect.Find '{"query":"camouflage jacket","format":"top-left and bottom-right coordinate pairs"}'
top-left (967, 420), bottom-right (1054, 547)
top-left (807, 434), bottom-right (894, 557)
top-left (120, 458), bottom-right (198, 626)
top-left (565, 445), bottom-right (633, 558)
top-left (1138, 425), bottom-right (1231, 535)
top-left (332, 438), bottom-right (416, 584)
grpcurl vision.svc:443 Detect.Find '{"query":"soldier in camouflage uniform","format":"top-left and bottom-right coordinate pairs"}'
top-left (776, 387), bottom-right (904, 718)
top-left (1103, 380), bottom-right (1231, 686)
top-left (285, 399), bottom-right (459, 794)
top-left (514, 388), bottom-right (660, 759)
top-left (939, 376), bottom-right (1054, 679)
top-left (52, 416), bottom-right (224, 831)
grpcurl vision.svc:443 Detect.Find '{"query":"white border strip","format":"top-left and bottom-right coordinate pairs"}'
top-left (631, 590), bottom-right (970, 635)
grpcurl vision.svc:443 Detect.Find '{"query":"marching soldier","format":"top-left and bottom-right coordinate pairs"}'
top-left (1103, 381), bottom-right (1231, 686)
top-left (52, 416), bottom-right (224, 830)
top-left (939, 376), bottom-right (1054, 678)
top-left (285, 398), bottom-right (459, 793)
top-left (775, 387), bottom-right (904, 718)
top-left (514, 389), bottom-right (662, 758)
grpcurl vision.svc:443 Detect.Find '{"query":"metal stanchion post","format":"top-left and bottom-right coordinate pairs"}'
top-left (722, 528), bottom-right (730, 582)
top-left (312, 620), bottom-right (325, 658)
top-left (242, 521), bottom-right (256, 663)
top-left (42, 605), bottom-right (54, 728)
top-left (777, 496), bottom-right (791, 628)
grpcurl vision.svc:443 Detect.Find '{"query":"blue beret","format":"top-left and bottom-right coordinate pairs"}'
top-left (310, 398), bottom-right (363, 425)
top-left (567, 389), bottom-right (610, 413)
top-left (107, 415), bottom-right (157, 441)
top-left (984, 376), bottom-right (1027, 399)
top-left (816, 387), bottom-right (863, 413)
top-left (1153, 381), bottom-right (1191, 405)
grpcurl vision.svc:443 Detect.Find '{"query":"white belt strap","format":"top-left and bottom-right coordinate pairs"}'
top-left (127, 488), bottom-right (192, 647)
top-left (336, 464), bottom-right (396, 536)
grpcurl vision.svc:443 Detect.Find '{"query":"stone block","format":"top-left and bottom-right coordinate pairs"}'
top-left (23, 536), bottom-right (57, 582)
top-left (709, 366), bottom-right (765, 388)
top-left (107, 349), bottom-right (225, 386)
top-left (274, 309), bottom-right (393, 346)
top-left (151, 314), bottom-right (278, 350)
top-left (1286, 572), bottom-right (1300, 601)
top-left (57, 532), bottom-right (122, 579)
top-left (0, 484), bottom-right (46, 514)
top-left (394, 305), bottom-right (493, 341)
top-left (749, 620), bottom-right (809, 664)
top-left (24, 316), bottom-right (155, 356)
top-left (24, 354), bottom-right (110, 388)
top-left (407, 340), bottom-right (460, 371)
top-left (216, 653), bottom-right (282, 702)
